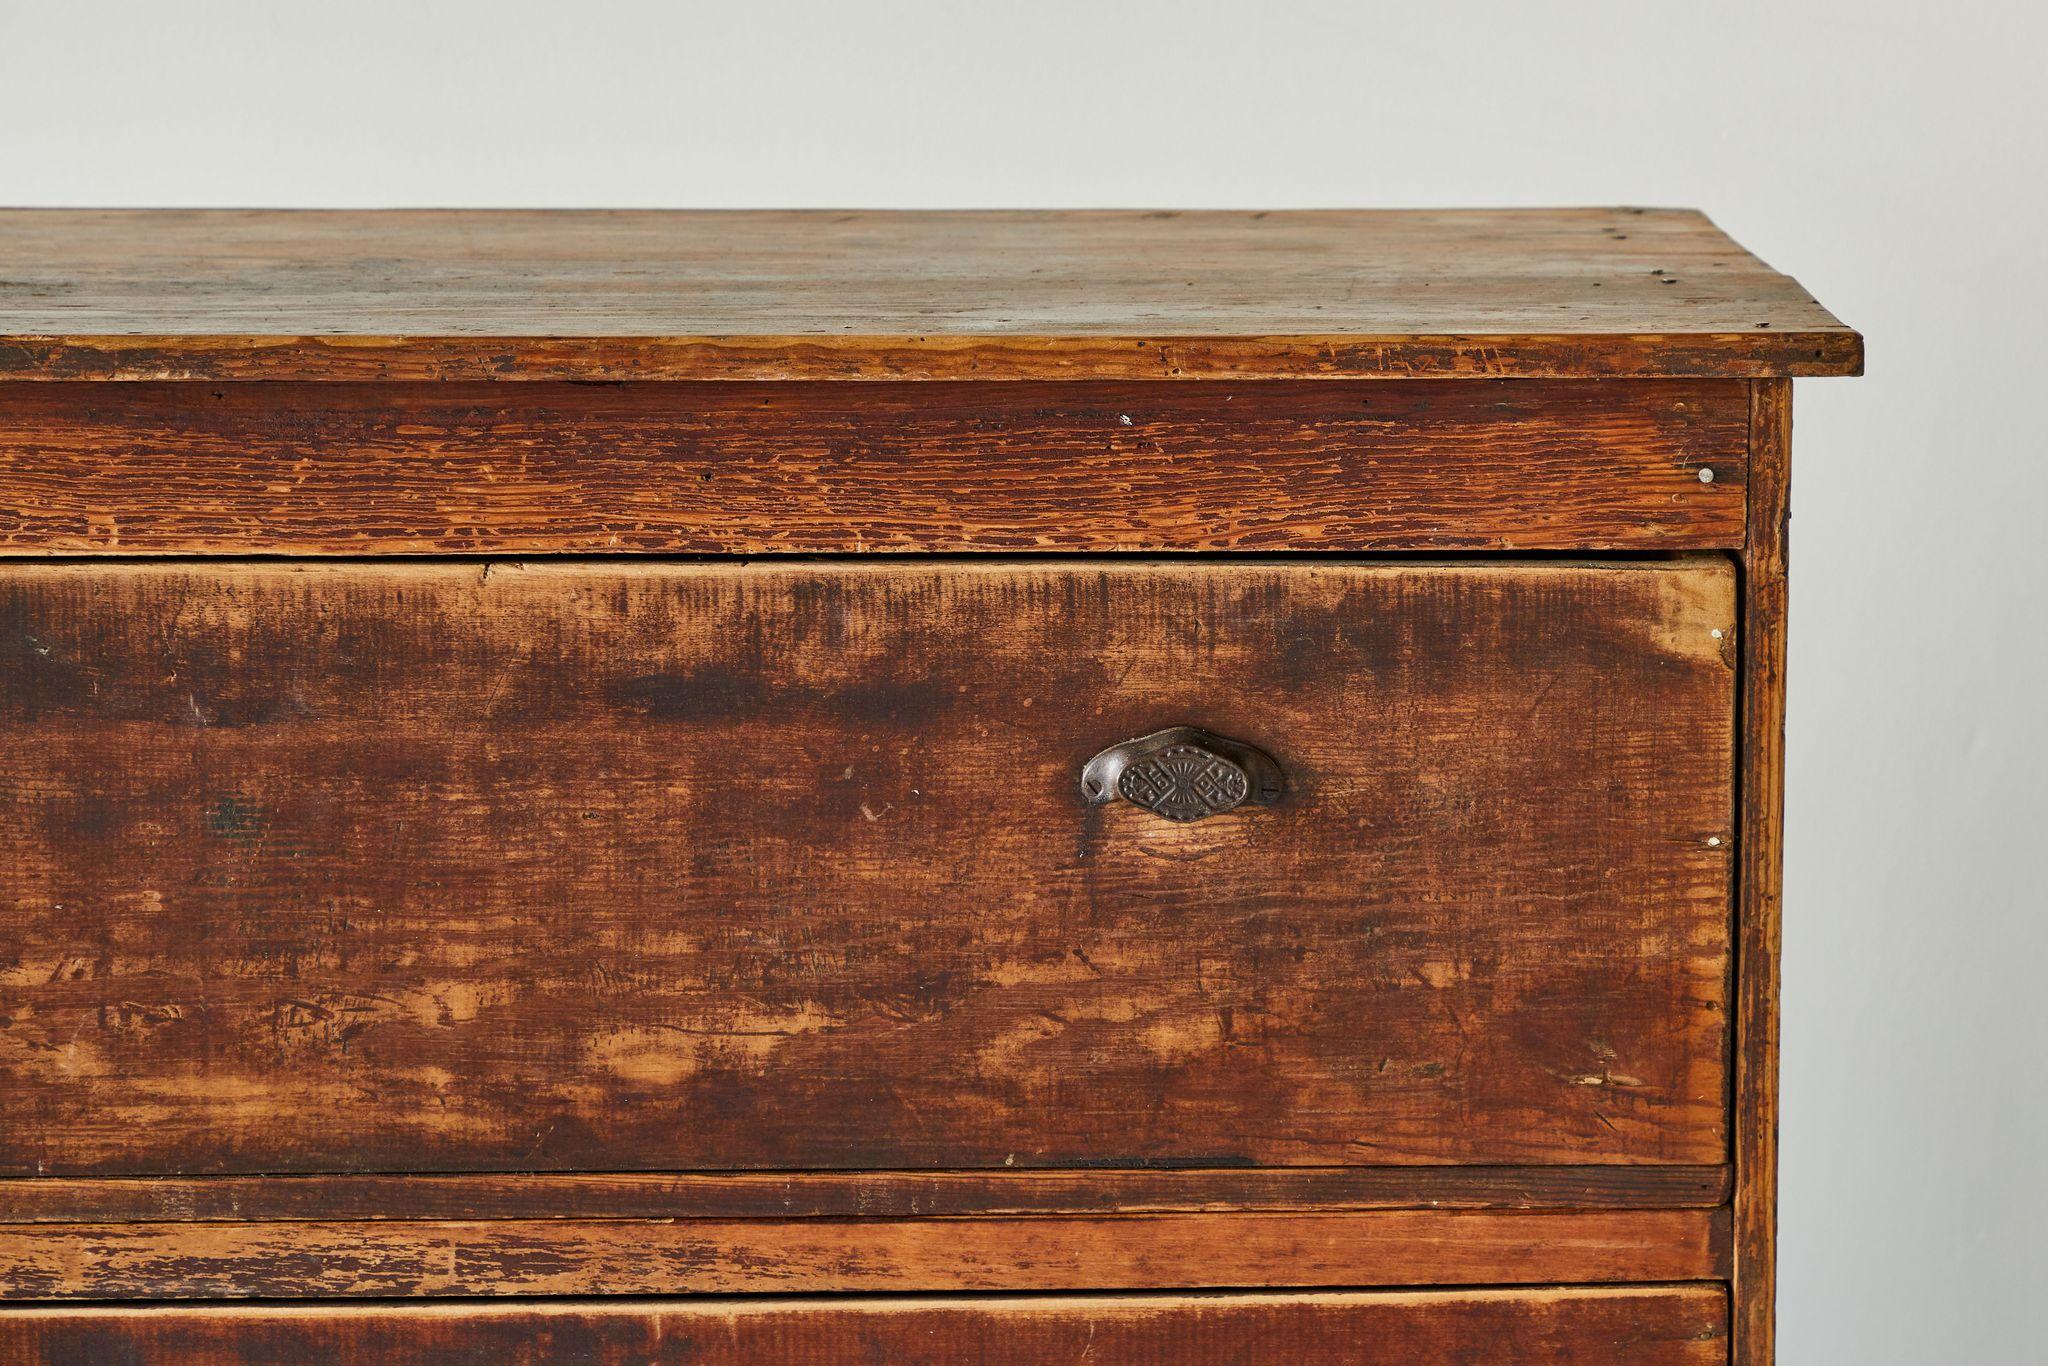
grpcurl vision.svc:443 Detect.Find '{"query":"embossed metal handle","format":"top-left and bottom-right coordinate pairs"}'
top-left (1080, 727), bottom-right (1284, 822)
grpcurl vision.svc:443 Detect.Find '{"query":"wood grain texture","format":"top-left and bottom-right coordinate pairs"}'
top-left (0, 1287), bottom-right (1731, 1364)
top-left (0, 1210), bottom-right (1728, 1300)
top-left (0, 208), bottom-right (1861, 381)
top-left (0, 379), bottom-right (1748, 556)
top-left (0, 559), bottom-right (1735, 1176)
top-left (1734, 379), bottom-right (1793, 1364)
top-left (0, 1165), bottom-right (1731, 1223)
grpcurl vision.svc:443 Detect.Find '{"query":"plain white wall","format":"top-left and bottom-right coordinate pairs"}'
top-left (4, 2), bottom-right (2042, 1359)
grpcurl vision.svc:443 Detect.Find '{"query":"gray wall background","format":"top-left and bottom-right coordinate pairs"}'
top-left (5, 3), bottom-right (2041, 1359)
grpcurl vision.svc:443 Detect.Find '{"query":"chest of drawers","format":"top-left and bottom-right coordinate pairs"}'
top-left (0, 209), bottom-right (1857, 1363)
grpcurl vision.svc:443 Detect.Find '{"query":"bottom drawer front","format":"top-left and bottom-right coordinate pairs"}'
top-left (0, 1210), bottom-right (1726, 1300)
top-left (1, 1288), bottom-right (1728, 1364)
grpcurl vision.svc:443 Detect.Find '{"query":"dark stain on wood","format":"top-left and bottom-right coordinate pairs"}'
top-left (0, 559), bottom-right (1735, 1177)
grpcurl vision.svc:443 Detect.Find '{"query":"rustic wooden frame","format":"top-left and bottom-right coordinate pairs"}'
top-left (1732, 378), bottom-right (1794, 1363)
top-left (0, 204), bottom-right (1852, 1357)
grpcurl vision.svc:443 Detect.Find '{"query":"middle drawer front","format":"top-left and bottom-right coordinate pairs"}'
top-left (0, 558), bottom-right (1735, 1176)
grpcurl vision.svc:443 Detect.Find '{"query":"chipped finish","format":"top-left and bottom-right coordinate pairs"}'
top-left (0, 1287), bottom-right (1732, 1363)
top-left (0, 559), bottom-right (1735, 1176)
top-left (0, 1165), bottom-right (1733, 1223)
top-left (0, 1210), bottom-right (1729, 1300)
top-left (0, 208), bottom-right (1861, 382)
top-left (0, 379), bottom-right (1748, 556)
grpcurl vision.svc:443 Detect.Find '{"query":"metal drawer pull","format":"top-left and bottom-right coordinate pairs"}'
top-left (1080, 727), bottom-right (1284, 823)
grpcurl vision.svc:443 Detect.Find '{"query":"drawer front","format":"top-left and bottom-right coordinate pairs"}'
top-left (0, 379), bottom-right (1748, 555)
top-left (0, 559), bottom-right (1734, 1175)
top-left (0, 1288), bottom-right (1730, 1364)
top-left (0, 1209), bottom-right (1727, 1300)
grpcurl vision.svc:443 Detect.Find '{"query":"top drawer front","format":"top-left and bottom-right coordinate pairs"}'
top-left (0, 1288), bottom-right (1732, 1363)
top-left (0, 559), bottom-right (1733, 1176)
top-left (0, 380), bottom-right (1746, 555)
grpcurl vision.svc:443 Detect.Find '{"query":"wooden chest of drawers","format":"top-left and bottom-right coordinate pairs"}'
top-left (0, 209), bottom-right (1857, 1362)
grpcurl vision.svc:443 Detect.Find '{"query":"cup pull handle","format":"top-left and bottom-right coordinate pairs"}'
top-left (1080, 726), bottom-right (1284, 823)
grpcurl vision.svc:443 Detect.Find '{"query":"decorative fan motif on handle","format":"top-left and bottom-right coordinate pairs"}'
top-left (1080, 726), bottom-right (1284, 823)
top-left (1116, 743), bottom-right (1252, 821)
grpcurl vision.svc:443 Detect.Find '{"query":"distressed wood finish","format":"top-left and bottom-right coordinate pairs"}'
top-left (1734, 379), bottom-right (1793, 1364)
top-left (0, 1288), bottom-right (1731, 1364)
top-left (0, 208), bottom-right (1860, 382)
top-left (0, 1210), bottom-right (1727, 1300)
top-left (0, 1165), bottom-right (1732, 1224)
top-left (0, 209), bottom-right (1862, 1357)
top-left (0, 379), bottom-right (1748, 556)
top-left (0, 559), bottom-right (1735, 1176)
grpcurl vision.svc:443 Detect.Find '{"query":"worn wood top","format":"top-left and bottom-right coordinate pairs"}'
top-left (0, 208), bottom-right (1859, 381)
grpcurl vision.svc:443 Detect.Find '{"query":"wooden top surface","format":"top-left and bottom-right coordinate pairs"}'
top-left (0, 208), bottom-right (1859, 382)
